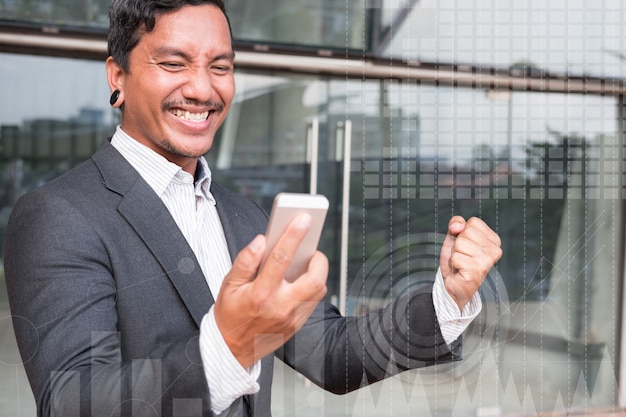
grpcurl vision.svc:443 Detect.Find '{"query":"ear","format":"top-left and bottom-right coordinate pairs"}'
top-left (106, 56), bottom-right (125, 107)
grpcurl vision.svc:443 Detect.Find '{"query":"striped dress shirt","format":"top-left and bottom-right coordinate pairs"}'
top-left (111, 127), bottom-right (259, 415)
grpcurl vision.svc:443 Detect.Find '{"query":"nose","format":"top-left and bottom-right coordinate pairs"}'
top-left (181, 67), bottom-right (215, 103)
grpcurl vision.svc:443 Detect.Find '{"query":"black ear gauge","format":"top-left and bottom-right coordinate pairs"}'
top-left (109, 90), bottom-right (121, 106)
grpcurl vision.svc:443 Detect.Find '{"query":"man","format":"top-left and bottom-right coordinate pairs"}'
top-left (4, 1), bottom-right (502, 416)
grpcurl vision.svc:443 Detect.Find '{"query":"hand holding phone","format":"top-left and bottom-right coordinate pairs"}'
top-left (263, 193), bottom-right (329, 282)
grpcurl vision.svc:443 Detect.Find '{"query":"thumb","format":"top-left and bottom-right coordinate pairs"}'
top-left (223, 234), bottom-right (266, 287)
top-left (440, 216), bottom-right (466, 278)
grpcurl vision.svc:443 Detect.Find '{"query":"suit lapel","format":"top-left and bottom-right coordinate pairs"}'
top-left (93, 142), bottom-right (214, 328)
top-left (210, 182), bottom-right (267, 261)
top-left (212, 187), bottom-right (248, 260)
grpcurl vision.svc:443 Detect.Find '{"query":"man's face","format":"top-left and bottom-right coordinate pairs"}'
top-left (110, 4), bottom-right (235, 172)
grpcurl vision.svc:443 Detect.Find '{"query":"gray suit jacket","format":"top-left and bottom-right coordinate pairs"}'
top-left (4, 141), bottom-right (461, 417)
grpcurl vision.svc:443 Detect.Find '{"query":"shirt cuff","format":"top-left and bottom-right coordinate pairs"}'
top-left (432, 267), bottom-right (482, 345)
top-left (200, 307), bottom-right (261, 415)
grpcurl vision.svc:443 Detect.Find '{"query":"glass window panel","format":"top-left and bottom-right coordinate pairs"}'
top-left (0, 0), bottom-right (110, 28)
top-left (225, 0), bottom-right (368, 50)
top-left (0, 0), bottom-right (369, 51)
top-left (327, 81), bottom-right (621, 416)
top-left (206, 68), bottom-right (626, 416)
top-left (1, 53), bottom-right (624, 417)
top-left (2, 1), bottom-right (625, 82)
top-left (0, 52), bottom-right (115, 416)
top-left (386, 0), bottom-right (626, 79)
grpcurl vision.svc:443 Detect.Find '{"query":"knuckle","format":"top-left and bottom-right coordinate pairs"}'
top-left (466, 217), bottom-right (480, 228)
top-left (252, 290), bottom-right (272, 310)
top-left (274, 309), bottom-right (291, 324)
top-left (310, 280), bottom-right (327, 296)
top-left (272, 249), bottom-right (291, 265)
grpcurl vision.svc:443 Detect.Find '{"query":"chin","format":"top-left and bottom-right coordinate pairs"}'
top-left (162, 141), bottom-right (212, 159)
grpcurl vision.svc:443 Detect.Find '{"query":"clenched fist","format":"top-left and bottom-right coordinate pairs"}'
top-left (439, 216), bottom-right (502, 310)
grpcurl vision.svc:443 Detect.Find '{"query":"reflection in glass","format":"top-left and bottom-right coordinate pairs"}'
top-left (0, 0), bottom-right (110, 27)
top-left (210, 0), bottom-right (367, 51)
top-left (0, 52), bottom-right (115, 417)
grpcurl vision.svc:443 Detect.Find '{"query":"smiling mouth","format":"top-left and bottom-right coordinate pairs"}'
top-left (170, 109), bottom-right (211, 122)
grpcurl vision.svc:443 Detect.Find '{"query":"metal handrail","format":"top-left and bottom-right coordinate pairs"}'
top-left (0, 31), bottom-right (624, 95)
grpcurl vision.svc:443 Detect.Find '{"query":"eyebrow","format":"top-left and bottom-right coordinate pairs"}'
top-left (153, 47), bottom-right (235, 63)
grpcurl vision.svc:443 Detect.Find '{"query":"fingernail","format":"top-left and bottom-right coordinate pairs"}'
top-left (249, 235), bottom-right (264, 253)
top-left (295, 212), bottom-right (312, 229)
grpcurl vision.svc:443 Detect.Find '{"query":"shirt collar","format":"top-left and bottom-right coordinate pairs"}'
top-left (194, 155), bottom-right (215, 204)
top-left (110, 126), bottom-right (215, 204)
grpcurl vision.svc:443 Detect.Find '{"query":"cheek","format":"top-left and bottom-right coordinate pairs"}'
top-left (216, 77), bottom-right (235, 101)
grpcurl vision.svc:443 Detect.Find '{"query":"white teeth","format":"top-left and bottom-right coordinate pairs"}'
top-left (171, 109), bottom-right (209, 122)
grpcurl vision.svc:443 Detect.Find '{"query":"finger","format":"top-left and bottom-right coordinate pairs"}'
top-left (226, 234), bottom-right (266, 286)
top-left (447, 215), bottom-right (467, 237)
top-left (289, 251), bottom-right (329, 300)
top-left (440, 216), bottom-right (467, 275)
top-left (448, 251), bottom-right (484, 283)
top-left (465, 217), bottom-right (502, 248)
top-left (485, 226), bottom-right (502, 248)
top-left (443, 216), bottom-right (467, 255)
top-left (258, 212), bottom-right (312, 290)
top-left (452, 231), bottom-right (502, 261)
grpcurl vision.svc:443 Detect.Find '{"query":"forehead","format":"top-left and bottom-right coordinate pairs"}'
top-left (139, 4), bottom-right (232, 55)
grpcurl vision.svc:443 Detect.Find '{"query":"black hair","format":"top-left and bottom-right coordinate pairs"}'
top-left (108, 0), bottom-right (231, 72)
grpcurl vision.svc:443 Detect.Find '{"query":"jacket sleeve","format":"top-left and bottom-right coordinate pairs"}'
top-left (276, 283), bottom-right (462, 394)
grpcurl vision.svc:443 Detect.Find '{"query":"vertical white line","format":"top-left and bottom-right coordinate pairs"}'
top-left (307, 118), bottom-right (320, 195)
top-left (617, 95), bottom-right (626, 408)
top-left (339, 120), bottom-right (352, 315)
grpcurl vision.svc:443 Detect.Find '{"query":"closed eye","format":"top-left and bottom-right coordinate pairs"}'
top-left (211, 65), bottom-right (233, 75)
top-left (159, 62), bottom-right (186, 71)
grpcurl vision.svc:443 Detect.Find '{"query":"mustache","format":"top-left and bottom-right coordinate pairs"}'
top-left (162, 99), bottom-right (225, 112)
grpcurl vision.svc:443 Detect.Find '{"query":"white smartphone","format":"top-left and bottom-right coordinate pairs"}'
top-left (263, 192), bottom-right (329, 282)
